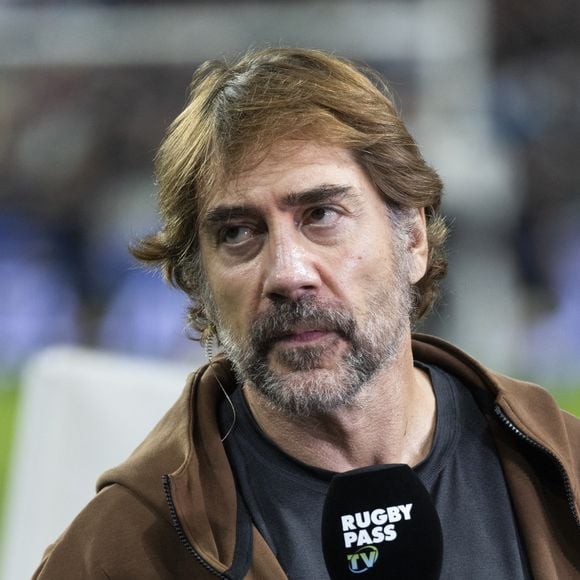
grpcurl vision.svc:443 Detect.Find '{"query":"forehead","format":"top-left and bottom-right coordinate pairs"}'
top-left (205, 140), bottom-right (376, 209)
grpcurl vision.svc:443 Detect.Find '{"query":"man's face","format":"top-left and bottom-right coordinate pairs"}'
top-left (199, 141), bottom-right (427, 416)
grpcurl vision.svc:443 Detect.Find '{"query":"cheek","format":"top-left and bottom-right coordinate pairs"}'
top-left (345, 242), bottom-right (393, 275)
top-left (206, 265), bottom-right (258, 331)
top-left (325, 251), bottom-right (380, 303)
top-left (209, 277), bottom-right (236, 314)
top-left (336, 245), bottom-right (398, 295)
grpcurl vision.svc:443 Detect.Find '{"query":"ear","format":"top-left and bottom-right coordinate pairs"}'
top-left (408, 208), bottom-right (428, 285)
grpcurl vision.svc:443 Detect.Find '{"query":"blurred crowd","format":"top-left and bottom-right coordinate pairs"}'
top-left (0, 66), bottom-right (200, 368)
top-left (0, 0), bottom-right (578, 386)
top-left (493, 0), bottom-right (580, 385)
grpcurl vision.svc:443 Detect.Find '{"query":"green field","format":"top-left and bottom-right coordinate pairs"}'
top-left (0, 378), bottom-right (19, 550)
top-left (552, 389), bottom-right (580, 418)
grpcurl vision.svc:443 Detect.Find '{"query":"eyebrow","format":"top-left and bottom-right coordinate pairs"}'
top-left (202, 184), bottom-right (355, 229)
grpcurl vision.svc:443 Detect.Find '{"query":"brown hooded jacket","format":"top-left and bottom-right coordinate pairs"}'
top-left (33, 335), bottom-right (580, 579)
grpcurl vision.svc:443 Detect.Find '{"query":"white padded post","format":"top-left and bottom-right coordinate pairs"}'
top-left (0, 346), bottom-right (200, 580)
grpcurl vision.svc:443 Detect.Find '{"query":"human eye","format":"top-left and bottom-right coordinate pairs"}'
top-left (217, 224), bottom-right (256, 246)
top-left (303, 206), bottom-right (342, 227)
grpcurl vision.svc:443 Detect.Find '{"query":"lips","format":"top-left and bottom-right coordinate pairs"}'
top-left (272, 321), bottom-right (336, 340)
top-left (276, 329), bottom-right (333, 345)
top-left (249, 298), bottom-right (356, 356)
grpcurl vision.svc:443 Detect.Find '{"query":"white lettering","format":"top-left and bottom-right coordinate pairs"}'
top-left (344, 531), bottom-right (358, 548)
top-left (371, 526), bottom-right (384, 543)
top-left (399, 503), bottom-right (413, 520)
top-left (341, 514), bottom-right (356, 531)
top-left (357, 529), bottom-right (373, 546)
top-left (370, 508), bottom-right (388, 525)
top-left (386, 506), bottom-right (401, 522)
top-left (355, 511), bottom-right (371, 528)
top-left (383, 524), bottom-right (397, 541)
top-left (341, 502), bottom-right (412, 548)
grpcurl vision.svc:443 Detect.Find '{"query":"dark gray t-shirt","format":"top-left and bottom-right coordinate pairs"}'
top-left (219, 364), bottom-right (532, 579)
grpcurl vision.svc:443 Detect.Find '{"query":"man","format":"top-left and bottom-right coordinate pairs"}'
top-left (34, 48), bottom-right (579, 579)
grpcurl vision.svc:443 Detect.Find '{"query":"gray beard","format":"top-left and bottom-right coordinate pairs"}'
top-left (213, 255), bottom-right (413, 417)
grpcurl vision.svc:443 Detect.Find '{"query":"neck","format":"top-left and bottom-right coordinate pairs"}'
top-left (243, 335), bottom-right (436, 472)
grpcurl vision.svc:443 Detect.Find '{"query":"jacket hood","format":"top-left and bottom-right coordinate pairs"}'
top-left (97, 357), bottom-right (244, 573)
top-left (96, 334), bottom-right (580, 576)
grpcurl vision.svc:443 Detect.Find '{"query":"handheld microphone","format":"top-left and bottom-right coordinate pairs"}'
top-left (321, 464), bottom-right (442, 579)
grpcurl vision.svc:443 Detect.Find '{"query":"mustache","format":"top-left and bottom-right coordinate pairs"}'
top-left (249, 298), bottom-right (356, 354)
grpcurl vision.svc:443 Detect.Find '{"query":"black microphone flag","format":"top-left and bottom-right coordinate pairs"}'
top-left (321, 464), bottom-right (443, 579)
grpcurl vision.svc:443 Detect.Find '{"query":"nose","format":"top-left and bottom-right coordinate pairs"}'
top-left (262, 230), bottom-right (321, 302)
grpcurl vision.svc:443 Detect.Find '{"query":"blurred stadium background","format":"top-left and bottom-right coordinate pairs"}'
top-left (0, 0), bottom-right (579, 576)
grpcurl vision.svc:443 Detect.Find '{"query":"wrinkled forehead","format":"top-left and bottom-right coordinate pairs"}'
top-left (201, 139), bottom-right (361, 212)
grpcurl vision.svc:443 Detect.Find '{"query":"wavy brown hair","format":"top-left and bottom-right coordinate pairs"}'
top-left (132, 48), bottom-right (448, 341)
